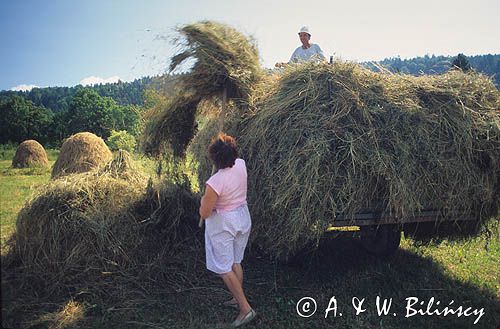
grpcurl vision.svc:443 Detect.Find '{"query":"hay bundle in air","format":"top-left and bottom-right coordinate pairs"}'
top-left (142, 21), bottom-right (263, 157)
top-left (11, 140), bottom-right (49, 168)
top-left (51, 132), bottom-right (112, 179)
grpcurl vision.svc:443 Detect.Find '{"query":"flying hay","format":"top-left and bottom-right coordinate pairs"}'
top-left (141, 21), bottom-right (264, 157)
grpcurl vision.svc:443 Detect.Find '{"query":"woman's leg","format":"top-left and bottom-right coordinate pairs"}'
top-left (225, 263), bottom-right (243, 304)
top-left (232, 263), bottom-right (243, 285)
top-left (221, 271), bottom-right (252, 320)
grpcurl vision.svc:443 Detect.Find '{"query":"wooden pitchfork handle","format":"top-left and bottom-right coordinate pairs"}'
top-left (199, 88), bottom-right (226, 229)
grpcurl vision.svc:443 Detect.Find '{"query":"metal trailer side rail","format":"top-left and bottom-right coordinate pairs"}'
top-left (330, 210), bottom-right (476, 227)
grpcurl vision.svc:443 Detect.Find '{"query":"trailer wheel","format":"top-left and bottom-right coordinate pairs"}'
top-left (360, 225), bottom-right (401, 257)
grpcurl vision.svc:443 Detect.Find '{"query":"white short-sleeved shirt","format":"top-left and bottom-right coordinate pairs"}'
top-left (289, 44), bottom-right (326, 63)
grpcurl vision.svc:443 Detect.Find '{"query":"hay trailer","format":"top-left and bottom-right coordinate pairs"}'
top-left (326, 210), bottom-right (477, 257)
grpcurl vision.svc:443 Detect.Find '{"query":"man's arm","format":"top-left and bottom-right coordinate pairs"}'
top-left (289, 47), bottom-right (299, 63)
top-left (315, 44), bottom-right (326, 61)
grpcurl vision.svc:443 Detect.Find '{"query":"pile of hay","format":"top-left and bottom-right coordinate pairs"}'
top-left (51, 132), bottom-right (112, 179)
top-left (11, 140), bottom-right (49, 168)
top-left (141, 21), bottom-right (263, 157)
top-left (13, 157), bottom-right (148, 275)
top-left (98, 149), bottom-right (145, 184)
top-left (145, 22), bottom-right (500, 259)
top-left (194, 62), bottom-right (500, 258)
top-left (10, 152), bottom-right (199, 279)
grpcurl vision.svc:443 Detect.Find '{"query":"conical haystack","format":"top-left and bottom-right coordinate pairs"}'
top-left (51, 132), bottom-right (112, 179)
top-left (11, 140), bottom-right (49, 168)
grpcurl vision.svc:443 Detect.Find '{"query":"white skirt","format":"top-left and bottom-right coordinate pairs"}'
top-left (204, 204), bottom-right (252, 274)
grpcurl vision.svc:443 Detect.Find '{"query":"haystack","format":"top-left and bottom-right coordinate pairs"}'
top-left (146, 22), bottom-right (500, 259)
top-left (11, 153), bottom-right (199, 277)
top-left (51, 132), bottom-right (112, 179)
top-left (193, 62), bottom-right (500, 258)
top-left (11, 140), bottom-right (49, 168)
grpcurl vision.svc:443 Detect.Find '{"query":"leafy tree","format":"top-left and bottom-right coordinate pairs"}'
top-left (0, 95), bottom-right (53, 144)
top-left (62, 89), bottom-right (142, 139)
top-left (452, 53), bottom-right (471, 72)
top-left (109, 104), bottom-right (141, 136)
top-left (64, 89), bottom-right (118, 138)
top-left (107, 130), bottom-right (137, 152)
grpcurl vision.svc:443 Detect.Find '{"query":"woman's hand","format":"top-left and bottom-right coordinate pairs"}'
top-left (199, 184), bottom-right (218, 219)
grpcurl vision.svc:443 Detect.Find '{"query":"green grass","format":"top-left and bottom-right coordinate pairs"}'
top-left (1, 146), bottom-right (498, 329)
top-left (0, 154), bottom-right (56, 249)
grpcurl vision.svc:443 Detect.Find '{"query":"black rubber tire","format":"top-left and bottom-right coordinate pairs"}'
top-left (360, 224), bottom-right (401, 257)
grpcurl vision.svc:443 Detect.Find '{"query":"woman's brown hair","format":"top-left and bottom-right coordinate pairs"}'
top-left (208, 133), bottom-right (238, 169)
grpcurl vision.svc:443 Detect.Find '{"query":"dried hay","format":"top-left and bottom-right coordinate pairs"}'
top-left (51, 132), bottom-right (113, 179)
top-left (141, 93), bottom-right (201, 157)
top-left (141, 21), bottom-right (264, 157)
top-left (9, 152), bottom-right (200, 280)
top-left (98, 149), bottom-right (145, 184)
top-left (170, 20), bottom-right (263, 102)
top-left (142, 22), bottom-right (499, 258)
top-left (190, 61), bottom-right (500, 258)
top-left (13, 171), bottom-right (148, 275)
top-left (11, 140), bottom-right (49, 168)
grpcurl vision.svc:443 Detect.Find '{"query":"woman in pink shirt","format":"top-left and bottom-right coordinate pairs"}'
top-left (199, 133), bottom-right (256, 327)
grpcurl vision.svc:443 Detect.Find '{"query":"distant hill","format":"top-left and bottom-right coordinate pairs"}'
top-left (0, 74), bottom-right (183, 113)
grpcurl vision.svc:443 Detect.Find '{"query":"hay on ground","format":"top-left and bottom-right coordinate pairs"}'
top-left (11, 140), bottom-right (49, 168)
top-left (13, 171), bottom-right (147, 274)
top-left (51, 132), bottom-right (112, 179)
top-left (10, 153), bottom-right (199, 278)
top-left (98, 149), bottom-right (146, 184)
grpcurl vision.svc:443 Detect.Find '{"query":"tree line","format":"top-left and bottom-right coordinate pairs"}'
top-left (0, 75), bottom-right (182, 146)
top-left (0, 54), bottom-right (498, 147)
top-left (364, 54), bottom-right (500, 85)
top-left (0, 89), bottom-right (141, 146)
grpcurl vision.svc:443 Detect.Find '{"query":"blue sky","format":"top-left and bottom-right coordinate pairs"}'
top-left (1, 0), bottom-right (499, 91)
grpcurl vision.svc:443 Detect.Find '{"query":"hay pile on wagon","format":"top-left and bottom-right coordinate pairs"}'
top-left (51, 132), bottom-right (112, 179)
top-left (11, 140), bottom-right (49, 168)
top-left (144, 21), bottom-right (500, 259)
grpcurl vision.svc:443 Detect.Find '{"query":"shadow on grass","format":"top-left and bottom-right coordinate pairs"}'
top-left (2, 237), bottom-right (498, 329)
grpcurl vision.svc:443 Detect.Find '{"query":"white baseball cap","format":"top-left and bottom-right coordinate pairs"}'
top-left (298, 26), bottom-right (311, 35)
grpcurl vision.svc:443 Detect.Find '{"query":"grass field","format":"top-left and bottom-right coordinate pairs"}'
top-left (1, 148), bottom-right (498, 329)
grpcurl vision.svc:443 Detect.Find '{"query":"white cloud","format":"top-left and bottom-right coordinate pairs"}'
top-left (79, 75), bottom-right (121, 86)
top-left (10, 84), bottom-right (40, 91)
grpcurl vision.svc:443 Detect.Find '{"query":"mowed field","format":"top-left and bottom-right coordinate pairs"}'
top-left (1, 148), bottom-right (499, 329)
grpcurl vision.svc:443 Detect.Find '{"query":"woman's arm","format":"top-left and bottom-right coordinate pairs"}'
top-left (199, 184), bottom-right (218, 219)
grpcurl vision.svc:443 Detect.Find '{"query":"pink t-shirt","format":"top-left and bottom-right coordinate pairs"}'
top-left (206, 158), bottom-right (247, 213)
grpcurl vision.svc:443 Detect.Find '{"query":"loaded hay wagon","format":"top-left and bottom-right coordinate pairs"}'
top-left (143, 21), bottom-right (500, 261)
